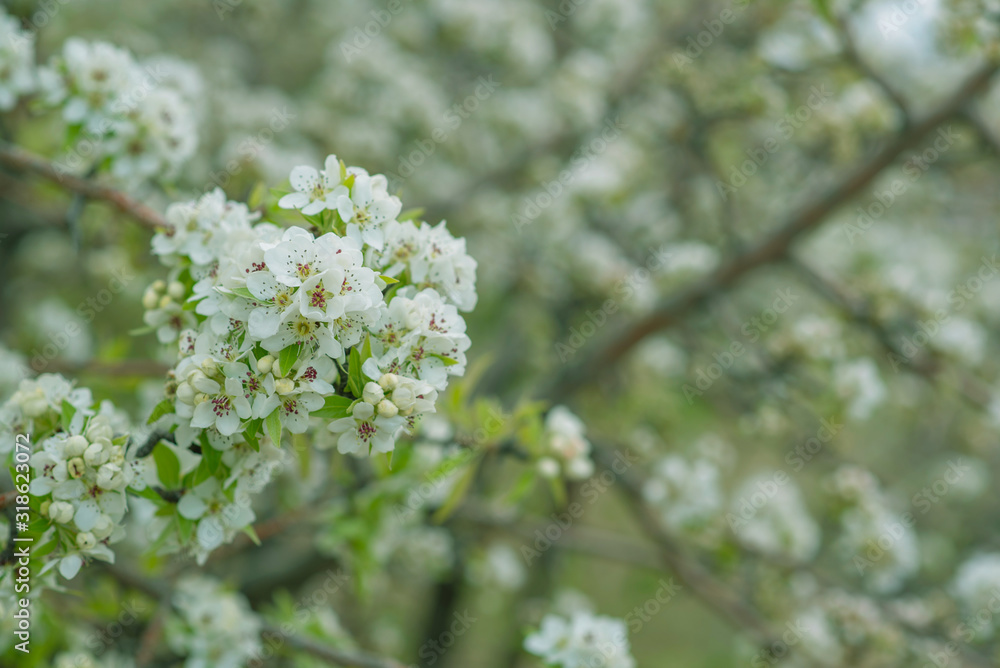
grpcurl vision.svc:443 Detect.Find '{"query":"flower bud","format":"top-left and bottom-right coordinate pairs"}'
top-left (275, 378), bottom-right (295, 395)
top-left (377, 399), bottom-right (398, 418)
top-left (537, 457), bottom-right (560, 479)
top-left (379, 373), bottom-right (399, 390)
top-left (363, 382), bottom-right (384, 405)
top-left (200, 357), bottom-right (220, 376)
top-left (92, 514), bottom-right (114, 540)
top-left (158, 295), bottom-right (173, 310)
top-left (97, 463), bottom-right (122, 489)
top-left (67, 457), bottom-right (87, 479)
top-left (142, 288), bottom-right (160, 310)
top-left (40, 500), bottom-right (51, 518)
top-left (50, 501), bottom-right (74, 524)
top-left (176, 381), bottom-right (196, 405)
top-left (84, 442), bottom-right (107, 467)
top-left (151, 279), bottom-right (166, 293)
top-left (167, 281), bottom-right (186, 300)
top-left (194, 393), bottom-right (209, 405)
top-left (64, 435), bottom-right (89, 457)
top-left (76, 532), bottom-right (96, 550)
top-left (257, 355), bottom-right (275, 375)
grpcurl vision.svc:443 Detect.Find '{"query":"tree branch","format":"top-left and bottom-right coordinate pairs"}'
top-left (546, 57), bottom-right (999, 399)
top-left (0, 142), bottom-right (168, 233)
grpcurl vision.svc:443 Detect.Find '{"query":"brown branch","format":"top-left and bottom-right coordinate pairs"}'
top-left (546, 57), bottom-right (1000, 399)
top-left (0, 142), bottom-right (168, 232)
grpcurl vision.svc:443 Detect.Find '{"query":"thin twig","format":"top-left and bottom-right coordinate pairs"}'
top-left (0, 142), bottom-right (168, 232)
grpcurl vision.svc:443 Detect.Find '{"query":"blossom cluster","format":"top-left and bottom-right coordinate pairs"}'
top-left (0, 7), bottom-right (199, 188)
top-left (524, 610), bottom-right (635, 668)
top-left (0, 375), bottom-right (144, 580)
top-left (165, 575), bottom-right (262, 668)
top-left (141, 155), bottom-right (475, 560)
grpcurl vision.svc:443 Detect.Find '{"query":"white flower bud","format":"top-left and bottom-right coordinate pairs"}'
top-left (167, 281), bottom-right (186, 300)
top-left (64, 435), bottom-right (89, 457)
top-left (566, 457), bottom-right (595, 480)
top-left (97, 463), bottom-right (122, 489)
top-left (86, 417), bottom-right (114, 443)
top-left (19, 388), bottom-right (49, 418)
top-left (92, 514), bottom-right (114, 540)
top-left (108, 446), bottom-right (125, 466)
top-left (67, 457), bottom-right (86, 479)
top-left (200, 357), bottom-right (219, 376)
top-left (194, 393), bottom-right (209, 405)
top-left (379, 373), bottom-right (399, 390)
top-left (176, 381), bottom-right (196, 405)
top-left (158, 295), bottom-right (173, 310)
top-left (257, 355), bottom-right (275, 375)
top-left (84, 442), bottom-right (107, 467)
top-left (275, 378), bottom-right (295, 395)
top-left (537, 457), bottom-right (561, 479)
top-left (40, 500), bottom-right (51, 517)
top-left (142, 288), bottom-right (160, 310)
top-left (76, 532), bottom-right (97, 550)
top-left (363, 382), bottom-right (384, 405)
top-left (50, 501), bottom-right (74, 524)
top-left (377, 399), bottom-right (398, 418)
top-left (151, 279), bottom-right (166, 293)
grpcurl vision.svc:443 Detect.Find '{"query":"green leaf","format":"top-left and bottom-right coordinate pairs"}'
top-left (432, 459), bottom-right (479, 524)
top-left (242, 525), bottom-right (262, 546)
top-left (312, 395), bottom-right (354, 420)
top-left (398, 207), bottom-right (424, 222)
top-left (177, 515), bottom-right (194, 543)
top-left (152, 443), bottom-right (180, 489)
top-left (147, 399), bottom-right (175, 425)
top-left (128, 325), bottom-right (156, 336)
top-left (348, 345), bottom-right (364, 398)
top-left (60, 400), bottom-right (76, 431)
top-left (811, 0), bottom-right (834, 24)
top-left (278, 344), bottom-right (302, 378)
top-left (265, 409), bottom-right (283, 446)
top-left (230, 287), bottom-right (257, 300)
top-left (429, 353), bottom-right (459, 367)
top-left (244, 418), bottom-right (262, 451)
top-left (379, 275), bottom-right (400, 285)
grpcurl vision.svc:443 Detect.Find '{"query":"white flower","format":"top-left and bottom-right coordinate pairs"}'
top-left (834, 358), bottom-right (887, 421)
top-left (328, 401), bottom-right (405, 455)
top-left (643, 454), bottom-right (723, 531)
top-left (0, 9), bottom-right (37, 110)
top-left (278, 155), bottom-right (348, 215)
top-left (189, 367), bottom-right (253, 436)
top-left (525, 611), bottom-right (635, 668)
top-left (731, 475), bottom-right (820, 563)
top-left (544, 406), bottom-right (593, 480)
top-left (336, 172), bottom-right (401, 249)
top-left (168, 575), bottom-right (262, 668)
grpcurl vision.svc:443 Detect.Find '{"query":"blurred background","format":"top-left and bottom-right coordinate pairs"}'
top-left (4, 0), bottom-right (1000, 666)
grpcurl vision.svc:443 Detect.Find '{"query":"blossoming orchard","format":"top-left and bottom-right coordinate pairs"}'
top-left (1, 1), bottom-right (1000, 667)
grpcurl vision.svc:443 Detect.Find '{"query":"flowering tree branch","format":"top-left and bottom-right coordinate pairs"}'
top-left (547, 56), bottom-right (1000, 399)
top-left (0, 142), bottom-right (168, 233)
